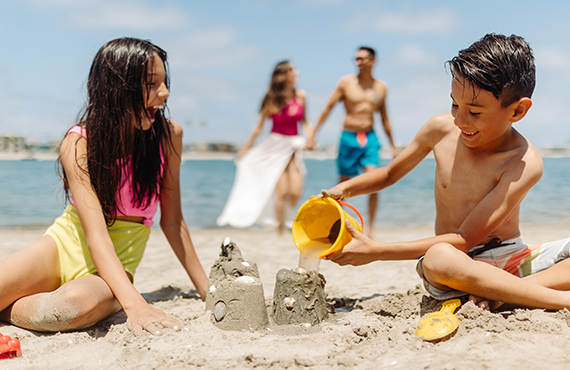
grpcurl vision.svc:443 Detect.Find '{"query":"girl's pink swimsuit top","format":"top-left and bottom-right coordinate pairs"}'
top-left (270, 98), bottom-right (304, 136)
top-left (67, 126), bottom-right (159, 226)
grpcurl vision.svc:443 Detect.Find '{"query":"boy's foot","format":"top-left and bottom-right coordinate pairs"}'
top-left (468, 294), bottom-right (504, 311)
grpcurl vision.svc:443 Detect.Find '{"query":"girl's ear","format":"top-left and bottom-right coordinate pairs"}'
top-left (510, 97), bottom-right (532, 123)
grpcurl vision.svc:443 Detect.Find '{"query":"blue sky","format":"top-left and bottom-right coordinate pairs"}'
top-left (2, 0), bottom-right (570, 147)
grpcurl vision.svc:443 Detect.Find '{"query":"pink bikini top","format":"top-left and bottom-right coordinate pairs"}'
top-left (271, 98), bottom-right (304, 136)
top-left (67, 126), bottom-right (159, 226)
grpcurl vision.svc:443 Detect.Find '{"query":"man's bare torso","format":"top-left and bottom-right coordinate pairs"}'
top-left (429, 114), bottom-right (539, 245)
top-left (340, 75), bottom-right (387, 132)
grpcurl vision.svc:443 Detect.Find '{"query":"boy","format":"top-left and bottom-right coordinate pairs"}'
top-left (322, 33), bottom-right (570, 310)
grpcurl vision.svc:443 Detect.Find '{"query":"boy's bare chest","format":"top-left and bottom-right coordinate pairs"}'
top-left (435, 161), bottom-right (499, 204)
top-left (433, 142), bottom-right (505, 211)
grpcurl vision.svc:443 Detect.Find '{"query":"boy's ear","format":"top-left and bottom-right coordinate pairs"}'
top-left (510, 97), bottom-right (532, 123)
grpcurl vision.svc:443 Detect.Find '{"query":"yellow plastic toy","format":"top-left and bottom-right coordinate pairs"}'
top-left (416, 299), bottom-right (461, 342)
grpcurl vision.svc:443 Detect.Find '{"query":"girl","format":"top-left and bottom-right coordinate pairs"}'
top-left (217, 61), bottom-right (311, 235)
top-left (0, 38), bottom-right (207, 335)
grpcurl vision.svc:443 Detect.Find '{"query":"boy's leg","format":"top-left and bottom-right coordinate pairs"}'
top-left (1, 274), bottom-right (121, 332)
top-left (521, 259), bottom-right (570, 290)
top-left (360, 132), bottom-right (380, 239)
top-left (421, 243), bottom-right (570, 310)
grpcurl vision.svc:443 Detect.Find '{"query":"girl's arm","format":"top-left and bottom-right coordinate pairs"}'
top-left (297, 89), bottom-right (313, 140)
top-left (159, 121), bottom-right (208, 300)
top-left (236, 110), bottom-right (270, 160)
top-left (61, 133), bottom-right (185, 336)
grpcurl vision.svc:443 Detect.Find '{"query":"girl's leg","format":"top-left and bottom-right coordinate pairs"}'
top-left (286, 156), bottom-right (303, 207)
top-left (0, 235), bottom-right (121, 331)
top-left (1, 274), bottom-right (121, 332)
top-left (422, 243), bottom-right (570, 310)
top-left (275, 161), bottom-right (291, 236)
top-left (0, 236), bottom-right (61, 312)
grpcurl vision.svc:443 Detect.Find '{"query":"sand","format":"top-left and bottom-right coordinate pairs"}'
top-left (2, 223), bottom-right (570, 369)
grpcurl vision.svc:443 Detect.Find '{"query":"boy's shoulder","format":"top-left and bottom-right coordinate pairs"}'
top-left (508, 131), bottom-right (543, 170)
top-left (414, 113), bottom-right (456, 144)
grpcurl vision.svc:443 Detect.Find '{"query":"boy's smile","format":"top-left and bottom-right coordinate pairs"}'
top-left (450, 76), bottom-right (517, 150)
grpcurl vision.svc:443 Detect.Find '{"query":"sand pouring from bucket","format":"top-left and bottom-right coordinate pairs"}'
top-left (292, 197), bottom-right (364, 271)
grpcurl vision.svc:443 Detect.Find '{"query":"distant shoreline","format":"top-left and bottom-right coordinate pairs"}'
top-left (2, 147), bottom-right (570, 161)
top-left (0, 151), bottom-right (338, 161)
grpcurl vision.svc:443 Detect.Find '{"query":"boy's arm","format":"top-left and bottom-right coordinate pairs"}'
top-left (452, 147), bottom-right (543, 252)
top-left (323, 115), bottom-right (440, 200)
top-left (327, 139), bottom-right (544, 265)
top-left (377, 88), bottom-right (398, 158)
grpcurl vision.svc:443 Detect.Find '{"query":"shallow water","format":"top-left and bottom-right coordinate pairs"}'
top-left (1, 157), bottom-right (570, 229)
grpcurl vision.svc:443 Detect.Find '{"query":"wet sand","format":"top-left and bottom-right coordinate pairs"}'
top-left (1, 223), bottom-right (570, 369)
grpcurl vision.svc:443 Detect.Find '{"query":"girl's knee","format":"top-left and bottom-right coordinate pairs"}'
top-left (290, 189), bottom-right (302, 205)
top-left (41, 284), bottom-right (117, 330)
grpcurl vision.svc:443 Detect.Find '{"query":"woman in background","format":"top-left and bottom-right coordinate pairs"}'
top-left (217, 61), bottom-right (311, 235)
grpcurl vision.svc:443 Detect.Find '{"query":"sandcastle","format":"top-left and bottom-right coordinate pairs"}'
top-left (272, 267), bottom-right (328, 325)
top-left (206, 237), bottom-right (269, 331)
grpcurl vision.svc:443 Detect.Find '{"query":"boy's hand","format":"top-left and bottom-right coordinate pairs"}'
top-left (326, 220), bottom-right (378, 266)
top-left (321, 187), bottom-right (344, 200)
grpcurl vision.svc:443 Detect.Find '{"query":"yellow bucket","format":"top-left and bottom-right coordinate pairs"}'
top-left (292, 197), bottom-right (364, 258)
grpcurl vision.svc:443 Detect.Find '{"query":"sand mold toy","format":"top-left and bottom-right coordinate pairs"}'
top-left (0, 333), bottom-right (21, 360)
top-left (416, 299), bottom-right (461, 342)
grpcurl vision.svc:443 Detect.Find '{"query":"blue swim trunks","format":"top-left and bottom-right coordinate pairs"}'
top-left (337, 130), bottom-right (381, 177)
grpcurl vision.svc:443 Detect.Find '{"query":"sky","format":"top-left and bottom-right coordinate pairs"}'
top-left (2, 0), bottom-right (570, 148)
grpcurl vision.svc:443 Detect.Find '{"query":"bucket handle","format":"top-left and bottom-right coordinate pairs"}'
top-left (336, 200), bottom-right (364, 231)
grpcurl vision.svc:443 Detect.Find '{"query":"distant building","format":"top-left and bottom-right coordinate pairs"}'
top-left (0, 136), bottom-right (30, 153)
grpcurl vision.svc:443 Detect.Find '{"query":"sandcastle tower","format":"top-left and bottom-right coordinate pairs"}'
top-left (272, 267), bottom-right (328, 326)
top-left (206, 237), bottom-right (269, 331)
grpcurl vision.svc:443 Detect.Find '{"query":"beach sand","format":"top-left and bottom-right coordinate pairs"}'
top-left (2, 223), bottom-right (570, 369)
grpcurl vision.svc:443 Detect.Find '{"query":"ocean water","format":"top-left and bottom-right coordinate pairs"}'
top-left (1, 158), bottom-right (570, 229)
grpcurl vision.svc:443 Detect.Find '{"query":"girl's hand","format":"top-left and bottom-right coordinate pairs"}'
top-left (326, 220), bottom-right (378, 266)
top-left (126, 304), bottom-right (188, 336)
top-left (235, 146), bottom-right (251, 165)
top-left (305, 136), bottom-right (316, 150)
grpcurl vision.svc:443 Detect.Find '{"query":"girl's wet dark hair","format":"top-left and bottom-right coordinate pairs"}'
top-left (59, 37), bottom-right (173, 225)
top-left (446, 33), bottom-right (536, 107)
top-left (260, 60), bottom-right (294, 115)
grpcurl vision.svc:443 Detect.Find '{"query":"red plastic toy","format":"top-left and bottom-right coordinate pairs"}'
top-left (0, 332), bottom-right (21, 359)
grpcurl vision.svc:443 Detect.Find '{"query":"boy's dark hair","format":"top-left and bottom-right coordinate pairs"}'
top-left (358, 46), bottom-right (376, 59)
top-left (446, 33), bottom-right (535, 107)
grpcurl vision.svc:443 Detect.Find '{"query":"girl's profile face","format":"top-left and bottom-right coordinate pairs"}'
top-left (140, 54), bottom-right (169, 130)
top-left (286, 64), bottom-right (298, 86)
